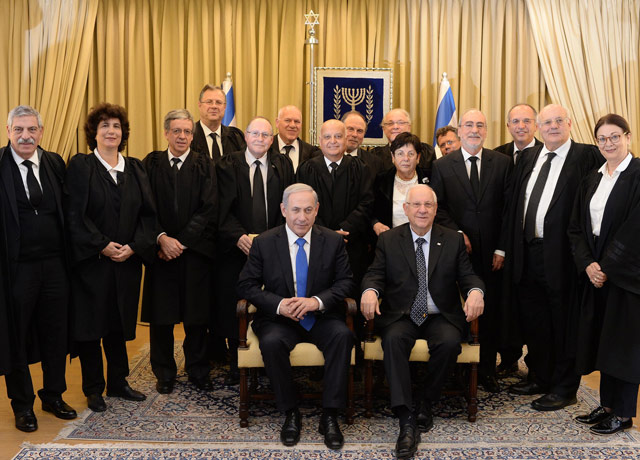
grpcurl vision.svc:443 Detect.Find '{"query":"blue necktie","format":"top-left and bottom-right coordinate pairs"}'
top-left (296, 237), bottom-right (315, 331)
top-left (410, 237), bottom-right (429, 326)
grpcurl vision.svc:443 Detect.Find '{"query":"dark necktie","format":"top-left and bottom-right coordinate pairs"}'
top-left (252, 159), bottom-right (267, 233)
top-left (410, 237), bottom-right (429, 326)
top-left (523, 152), bottom-right (556, 242)
top-left (468, 156), bottom-right (480, 198)
top-left (330, 162), bottom-right (339, 183)
top-left (514, 150), bottom-right (522, 165)
top-left (209, 132), bottom-right (221, 159)
top-left (283, 145), bottom-right (294, 159)
top-left (171, 157), bottom-right (181, 213)
top-left (296, 237), bottom-right (316, 331)
top-left (23, 160), bottom-right (42, 208)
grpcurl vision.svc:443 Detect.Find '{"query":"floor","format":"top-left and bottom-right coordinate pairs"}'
top-left (0, 324), bottom-right (637, 459)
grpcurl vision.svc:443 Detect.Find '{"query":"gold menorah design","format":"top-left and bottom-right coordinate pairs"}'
top-left (341, 87), bottom-right (366, 111)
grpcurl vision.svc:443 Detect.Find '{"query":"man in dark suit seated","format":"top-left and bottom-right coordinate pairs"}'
top-left (341, 110), bottom-right (384, 177)
top-left (269, 105), bottom-right (321, 171)
top-left (237, 183), bottom-right (355, 450)
top-left (191, 84), bottom-right (246, 162)
top-left (435, 125), bottom-right (460, 157)
top-left (0, 105), bottom-right (76, 432)
top-left (371, 108), bottom-right (436, 179)
top-left (494, 103), bottom-right (542, 165)
top-left (361, 184), bottom-right (484, 459)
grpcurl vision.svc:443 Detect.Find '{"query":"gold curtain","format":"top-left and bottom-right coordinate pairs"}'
top-left (0, 0), bottom-right (637, 160)
top-left (526, 0), bottom-right (640, 144)
top-left (0, 0), bottom-right (97, 160)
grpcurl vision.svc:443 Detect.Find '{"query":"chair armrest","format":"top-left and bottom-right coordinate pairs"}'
top-left (237, 299), bottom-right (249, 348)
top-left (343, 297), bottom-right (357, 332)
top-left (470, 318), bottom-right (479, 344)
top-left (364, 315), bottom-right (376, 342)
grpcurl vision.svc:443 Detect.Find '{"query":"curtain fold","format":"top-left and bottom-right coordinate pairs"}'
top-left (0, 0), bottom-right (636, 159)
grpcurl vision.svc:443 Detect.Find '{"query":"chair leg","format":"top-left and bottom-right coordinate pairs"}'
top-left (364, 359), bottom-right (374, 418)
top-left (346, 364), bottom-right (354, 425)
top-left (239, 367), bottom-right (249, 427)
top-left (468, 362), bottom-right (478, 422)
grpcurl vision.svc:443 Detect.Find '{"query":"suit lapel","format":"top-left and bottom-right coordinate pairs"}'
top-left (400, 224), bottom-right (418, 280)
top-left (582, 173), bottom-right (600, 256)
top-left (477, 149), bottom-right (493, 202)
top-left (428, 225), bottom-right (443, 278)
top-left (275, 226), bottom-right (295, 296)
top-left (39, 150), bottom-right (64, 224)
top-left (266, 153), bottom-right (279, 228)
top-left (307, 226), bottom-right (324, 296)
top-left (547, 141), bottom-right (577, 211)
top-left (451, 151), bottom-right (475, 201)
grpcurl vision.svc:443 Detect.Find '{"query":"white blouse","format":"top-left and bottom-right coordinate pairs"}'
top-left (391, 174), bottom-right (418, 228)
top-left (589, 153), bottom-right (632, 236)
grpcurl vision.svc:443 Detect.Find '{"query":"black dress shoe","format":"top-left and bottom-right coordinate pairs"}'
top-left (508, 381), bottom-right (548, 395)
top-left (15, 410), bottom-right (38, 432)
top-left (224, 369), bottom-right (239, 386)
top-left (479, 374), bottom-right (501, 393)
top-left (107, 384), bottom-right (146, 401)
top-left (590, 414), bottom-right (633, 435)
top-left (156, 379), bottom-right (175, 394)
top-left (575, 406), bottom-right (611, 425)
top-left (318, 413), bottom-right (344, 450)
top-left (415, 401), bottom-right (433, 433)
top-left (87, 394), bottom-right (107, 412)
top-left (280, 408), bottom-right (301, 446)
top-left (396, 423), bottom-right (420, 459)
top-left (189, 375), bottom-right (213, 392)
top-left (496, 362), bottom-right (519, 378)
top-left (531, 393), bottom-right (577, 411)
top-left (42, 399), bottom-right (77, 419)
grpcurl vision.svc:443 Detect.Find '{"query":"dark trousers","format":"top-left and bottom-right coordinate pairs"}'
top-left (4, 257), bottom-right (69, 414)
top-left (600, 373), bottom-right (639, 418)
top-left (253, 316), bottom-right (354, 413)
top-left (380, 315), bottom-right (461, 410)
top-left (150, 323), bottom-right (209, 381)
top-left (518, 240), bottom-right (580, 396)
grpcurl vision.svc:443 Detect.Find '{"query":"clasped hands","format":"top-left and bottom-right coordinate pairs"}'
top-left (279, 297), bottom-right (320, 321)
top-left (101, 241), bottom-right (134, 262)
top-left (586, 262), bottom-right (607, 288)
top-left (158, 234), bottom-right (183, 261)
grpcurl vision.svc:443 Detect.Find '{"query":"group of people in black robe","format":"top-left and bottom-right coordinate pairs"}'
top-left (0, 87), bottom-right (638, 459)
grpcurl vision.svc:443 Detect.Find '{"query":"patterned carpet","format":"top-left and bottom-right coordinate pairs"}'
top-left (16, 343), bottom-right (635, 459)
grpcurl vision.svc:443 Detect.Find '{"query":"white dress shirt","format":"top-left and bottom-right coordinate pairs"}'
top-left (461, 147), bottom-right (482, 178)
top-left (200, 121), bottom-right (223, 157)
top-left (10, 147), bottom-right (41, 199)
top-left (94, 148), bottom-right (125, 184)
top-left (276, 225), bottom-right (324, 314)
top-left (246, 150), bottom-right (269, 216)
top-left (512, 138), bottom-right (536, 164)
top-left (523, 138), bottom-right (571, 238)
top-left (392, 174), bottom-right (417, 228)
top-left (590, 153), bottom-right (633, 236)
top-left (278, 135), bottom-right (300, 169)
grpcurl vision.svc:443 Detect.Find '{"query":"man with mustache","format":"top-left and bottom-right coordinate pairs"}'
top-left (0, 105), bottom-right (76, 432)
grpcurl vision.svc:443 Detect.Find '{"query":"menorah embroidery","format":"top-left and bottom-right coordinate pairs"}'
top-left (333, 85), bottom-right (374, 124)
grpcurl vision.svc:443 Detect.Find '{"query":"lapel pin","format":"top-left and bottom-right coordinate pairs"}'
top-left (437, 242), bottom-right (442, 246)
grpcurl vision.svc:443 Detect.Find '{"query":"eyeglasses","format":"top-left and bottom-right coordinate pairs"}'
top-left (169, 128), bottom-right (193, 136)
top-left (247, 131), bottom-right (272, 139)
top-left (596, 133), bottom-right (627, 146)
top-left (508, 118), bottom-right (535, 125)
top-left (382, 120), bottom-right (410, 127)
top-left (539, 117), bottom-right (568, 128)
top-left (439, 140), bottom-right (456, 147)
top-left (461, 122), bottom-right (486, 129)
top-left (406, 201), bottom-right (436, 209)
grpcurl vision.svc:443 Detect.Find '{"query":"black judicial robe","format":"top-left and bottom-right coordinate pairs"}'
top-left (0, 157), bottom-right (13, 374)
top-left (65, 153), bottom-right (157, 341)
top-left (215, 150), bottom-right (295, 336)
top-left (192, 122), bottom-right (246, 163)
top-left (567, 157), bottom-right (640, 382)
top-left (296, 154), bottom-right (374, 288)
top-left (141, 150), bottom-right (217, 326)
top-left (373, 166), bottom-right (430, 229)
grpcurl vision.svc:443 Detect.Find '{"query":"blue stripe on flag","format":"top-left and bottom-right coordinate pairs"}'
top-left (432, 87), bottom-right (456, 146)
top-left (223, 86), bottom-right (235, 126)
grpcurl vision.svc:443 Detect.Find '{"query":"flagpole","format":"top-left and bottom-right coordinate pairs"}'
top-left (305, 10), bottom-right (319, 143)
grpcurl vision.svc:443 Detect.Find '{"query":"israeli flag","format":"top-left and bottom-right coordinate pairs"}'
top-left (222, 72), bottom-right (237, 127)
top-left (432, 72), bottom-right (457, 148)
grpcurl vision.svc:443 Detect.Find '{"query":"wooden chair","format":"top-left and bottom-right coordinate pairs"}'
top-left (236, 298), bottom-right (357, 427)
top-left (362, 317), bottom-right (480, 422)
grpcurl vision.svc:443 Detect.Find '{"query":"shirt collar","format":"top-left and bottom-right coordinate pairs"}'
top-left (409, 226), bottom-right (432, 245)
top-left (94, 148), bottom-right (125, 173)
top-left (167, 148), bottom-right (190, 164)
top-left (461, 147), bottom-right (482, 162)
top-left (200, 121), bottom-right (221, 137)
top-left (10, 145), bottom-right (39, 167)
top-left (245, 149), bottom-right (267, 166)
top-left (598, 152), bottom-right (633, 177)
top-left (541, 138), bottom-right (572, 160)
top-left (285, 224), bottom-right (312, 246)
top-left (324, 155), bottom-right (343, 168)
top-left (278, 135), bottom-right (298, 152)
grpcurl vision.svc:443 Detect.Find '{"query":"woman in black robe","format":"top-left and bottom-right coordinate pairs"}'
top-left (568, 113), bottom-right (640, 435)
top-left (65, 103), bottom-right (157, 412)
